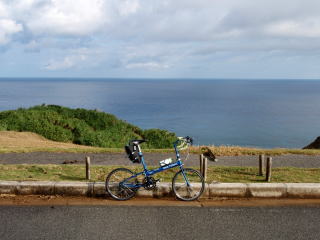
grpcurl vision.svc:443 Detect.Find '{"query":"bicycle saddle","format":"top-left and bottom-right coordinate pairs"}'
top-left (130, 139), bottom-right (146, 145)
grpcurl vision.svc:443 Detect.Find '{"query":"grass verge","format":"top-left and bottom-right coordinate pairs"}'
top-left (1, 145), bottom-right (320, 156)
top-left (191, 146), bottom-right (320, 156)
top-left (0, 164), bottom-right (319, 183)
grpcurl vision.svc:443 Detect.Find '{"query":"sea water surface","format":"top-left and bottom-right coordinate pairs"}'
top-left (0, 78), bottom-right (319, 148)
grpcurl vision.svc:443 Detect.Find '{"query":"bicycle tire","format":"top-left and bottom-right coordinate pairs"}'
top-left (106, 168), bottom-right (138, 200)
top-left (172, 168), bottom-right (205, 201)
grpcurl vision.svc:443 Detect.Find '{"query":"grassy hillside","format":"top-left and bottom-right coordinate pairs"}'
top-left (0, 105), bottom-right (177, 148)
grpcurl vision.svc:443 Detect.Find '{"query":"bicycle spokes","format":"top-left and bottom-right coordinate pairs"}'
top-left (172, 168), bottom-right (204, 201)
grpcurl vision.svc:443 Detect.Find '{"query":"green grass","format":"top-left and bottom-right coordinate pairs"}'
top-left (207, 166), bottom-right (320, 183)
top-left (0, 147), bottom-right (174, 154)
top-left (0, 105), bottom-right (177, 148)
top-left (0, 164), bottom-right (319, 183)
top-left (1, 144), bottom-right (320, 155)
top-left (192, 146), bottom-right (320, 156)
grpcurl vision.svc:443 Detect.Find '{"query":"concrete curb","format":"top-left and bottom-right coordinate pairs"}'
top-left (1, 181), bottom-right (320, 198)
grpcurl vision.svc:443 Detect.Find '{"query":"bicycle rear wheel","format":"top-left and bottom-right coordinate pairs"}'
top-left (172, 168), bottom-right (204, 201)
top-left (106, 168), bottom-right (138, 200)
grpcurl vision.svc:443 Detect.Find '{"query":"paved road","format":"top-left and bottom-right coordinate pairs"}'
top-left (0, 205), bottom-right (320, 240)
top-left (0, 152), bottom-right (319, 167)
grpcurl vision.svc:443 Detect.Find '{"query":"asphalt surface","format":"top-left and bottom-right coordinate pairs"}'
top-left (0, 205), bottom-right (320, 240)
top-left (0, 152), bottom-right (319, 167)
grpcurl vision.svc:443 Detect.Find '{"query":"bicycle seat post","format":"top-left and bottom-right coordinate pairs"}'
top-left (136, 142), bottom-right (148, 172)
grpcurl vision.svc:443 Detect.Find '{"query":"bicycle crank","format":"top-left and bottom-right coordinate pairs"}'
top-left (143, 176), bottom-right (159, 190)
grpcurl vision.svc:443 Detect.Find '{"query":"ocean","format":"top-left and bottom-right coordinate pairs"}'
top-left (0, 78), bottom-right (319, 148)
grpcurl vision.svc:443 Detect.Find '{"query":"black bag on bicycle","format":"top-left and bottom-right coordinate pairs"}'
top-left (125, 143), bottom-right (141, 163)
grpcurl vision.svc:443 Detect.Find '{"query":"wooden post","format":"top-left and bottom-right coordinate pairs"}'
top-left (86, 156), bottom-right (91, 180)
top-left (259, 154), bottom-right (265, 176)
top-left (266, 157), bottom-right (272, 182)
top-left (200, 154), bottom-right (204, 177)
top-left (203, 156), bottom-right (208, 182)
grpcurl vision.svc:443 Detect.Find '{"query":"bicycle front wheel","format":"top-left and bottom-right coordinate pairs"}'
top-left (172, 168), bottom-right (205, 201)
top-left (106, 168), bottom-right (138, 200)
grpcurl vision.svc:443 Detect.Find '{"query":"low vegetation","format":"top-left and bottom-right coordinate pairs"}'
top-left (0, 164), bottom-right (319, 183)
top-left (192, 145), bottom-right (320, 156)
top-left (0, 105), bottom-right (177, 149)
top-left (1, 131), bottom-right (320, 155)
top-left (0, 131), bottom-right (175, 153)
top-left (0, 104), bottom-right (319, 155)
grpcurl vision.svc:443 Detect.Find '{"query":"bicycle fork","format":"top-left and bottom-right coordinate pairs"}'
top-left (180, 168), bottom-right (191, 187)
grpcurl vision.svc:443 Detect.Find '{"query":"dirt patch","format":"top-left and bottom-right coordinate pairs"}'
top-left (0, 131), bottom-right (98, 150)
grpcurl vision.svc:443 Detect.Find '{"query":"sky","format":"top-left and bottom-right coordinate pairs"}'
top-left (1, 0), bottom-right (320, 79)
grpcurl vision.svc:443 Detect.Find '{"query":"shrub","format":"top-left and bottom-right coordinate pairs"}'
top-left (0, 105), bottom-right (177, 148)
top-left (0, 122), bottom-right (7, 131)
top-left (142, 129), bottom-right (177, 148)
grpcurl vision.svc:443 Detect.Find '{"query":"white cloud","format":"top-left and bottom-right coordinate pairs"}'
top-left (45, 53), bottom-right (87, 70)
top-left (24, 39), bottom-right (39, 50)
top-left (0, 19), bottom-right (23, 44)
top-left (8, 0), bottom-right (108, 36)
top-left (6, 0), bottom-right (143, 37)
top-left (3, 0), bottom-right (320, 77)
top-left (118, 0), bottom-right (140, 16)
top-left (0, 1), bottom-right (23, 44)
top-left (0, 2), bottom-right (9, 18)
top-left (5, 0), bottom-right (320, 42)
top-left (43, 47), bottom-right (104, 70)
top-left (265, 19), bottom-right (320, 38)
top-left (215, 1), bottom-right (320, 40)
top-left (126, 61), bottom-right (169, 70)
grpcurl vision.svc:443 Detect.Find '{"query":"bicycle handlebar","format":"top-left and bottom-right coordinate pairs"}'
top-left (175, 136), bottom-right (193, 149)
top-left (184, 136), bottom-right (193, 145)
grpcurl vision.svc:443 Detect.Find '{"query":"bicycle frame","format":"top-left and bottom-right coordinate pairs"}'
top-left (121, 140), bottom-right (190, 189)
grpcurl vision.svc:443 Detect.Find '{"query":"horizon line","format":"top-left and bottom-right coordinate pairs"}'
top-left (1, 77), bottom-right (320, 81)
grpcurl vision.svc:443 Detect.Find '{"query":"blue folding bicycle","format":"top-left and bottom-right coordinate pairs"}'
top-left (105, 136), bottom-right (205, 201)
